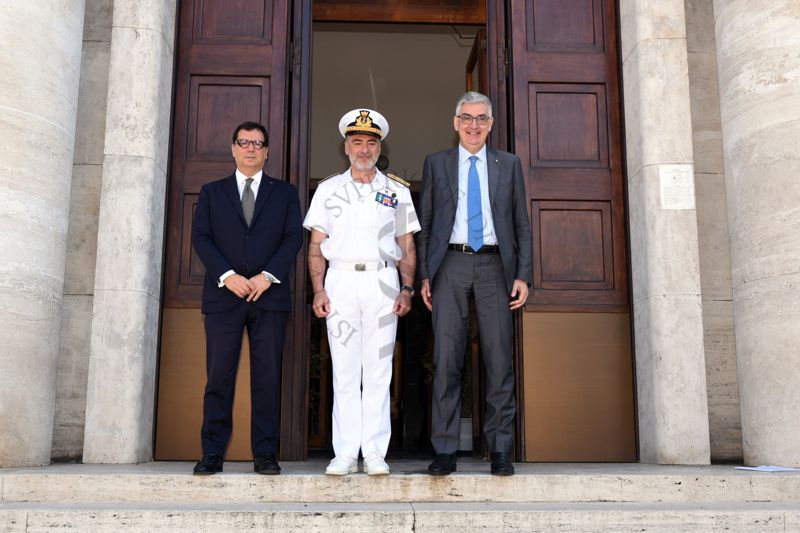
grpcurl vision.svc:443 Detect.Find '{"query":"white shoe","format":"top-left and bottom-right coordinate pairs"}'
top-left (325, 456), bottom-right (358, 476)
top-left (363, 454), bottom-right (390, 476)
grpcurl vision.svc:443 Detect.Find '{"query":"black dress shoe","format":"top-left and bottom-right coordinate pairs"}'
top-left (254, 452), bottom-right (281, 475)
top-left (490, 452), bottom-right (515, 476)
top-left (193, 453), bottom-right (223, 475)
top-left (427, 453), bottom-right (457, 476)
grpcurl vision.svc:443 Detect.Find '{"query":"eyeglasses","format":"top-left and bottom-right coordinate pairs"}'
top-left (235, 139), bottom-right (266, 149)
top-left (456, 113), bottom-right (491, 126)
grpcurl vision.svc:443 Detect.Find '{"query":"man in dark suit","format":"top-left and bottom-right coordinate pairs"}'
top-left (418, 92), bottom-right (533, 476)
top-left (191, 121), bottom-right (303, 475)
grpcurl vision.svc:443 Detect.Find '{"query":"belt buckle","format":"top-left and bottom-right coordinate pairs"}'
top-left (464, 244), bottom-right (475, 254)
top-left (355, 263), bottom-right (366, 271)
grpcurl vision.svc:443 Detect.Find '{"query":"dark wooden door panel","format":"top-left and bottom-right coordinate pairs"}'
top-left (510, 0), bottom-right (627, 311)
top-left (165, 0), bottom-right (289, 307)
top-left (186, 77), bottom-right (271, 161)
top-left (193, 0), bottom-right (275, 44)
top-left (525, 0), bottom-right (604, 51)
top-left (530, 84), bottom-right (608, 168)
top-left (532, 200), bottom-right (615, 291)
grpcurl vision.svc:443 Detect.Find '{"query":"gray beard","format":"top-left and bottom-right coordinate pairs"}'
top-left (350, 157), bottom-right (378, 173)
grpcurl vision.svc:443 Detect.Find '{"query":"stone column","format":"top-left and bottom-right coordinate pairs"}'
top-left (0, 3), bottom-right (85, 467)
top-left (619, 0), bottom-right (711, 463)
top-left (713, 0), bottom-right (800, 466)
top-left (51, 0), bottom-right (114, 461)
top-left (82, 0), bottom-right (177, 463)
top-left (684, 0), bottom-right (741, 463)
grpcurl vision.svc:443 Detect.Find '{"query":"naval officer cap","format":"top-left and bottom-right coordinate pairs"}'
top-left (338, 108), bottom-right (389, 140)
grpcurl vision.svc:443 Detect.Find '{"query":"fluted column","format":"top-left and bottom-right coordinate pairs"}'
top-left (713, 0), bottom-right (800, 466)
top-left (82, 0), bottom-right (177, 463)
top-left (0, 2), bottom-right (86, 466)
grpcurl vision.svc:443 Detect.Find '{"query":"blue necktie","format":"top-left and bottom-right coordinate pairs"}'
top-left (467, 155), bottom-right (484, 251)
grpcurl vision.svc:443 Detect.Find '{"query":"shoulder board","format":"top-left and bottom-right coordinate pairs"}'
top-left (318, 172), bottom-right (339, 184)
top-left (386, 172), bottom-right (411, 188)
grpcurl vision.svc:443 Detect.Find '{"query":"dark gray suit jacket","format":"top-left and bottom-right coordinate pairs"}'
top-left (418, 146), bottom-right (533, 293)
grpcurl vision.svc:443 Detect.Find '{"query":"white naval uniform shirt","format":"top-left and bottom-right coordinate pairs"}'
top-left (303, 169), bottom-right (421, 260)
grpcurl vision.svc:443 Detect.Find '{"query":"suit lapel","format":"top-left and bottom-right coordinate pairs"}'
top-left (487, 147), bottom-right (500, 210)
top-left (222, 174), bottom-right (247, 225)
top-left (445, 148), bottom-right (459, 206)
top-left (250, 173), bottom-right (275, 226)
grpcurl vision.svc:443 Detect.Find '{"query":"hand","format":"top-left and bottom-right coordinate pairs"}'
top-left (312, 291), bottom-right (331, 318)
top-left (421, 279), bottom-right (432, 311)
top-left (393, 291), bottom-right (412, 317)
top-left (246, 274), bottom-right (272, 302)
top-left (223, 273), bottom-right (255, 299)
top-left (509, 279), bottom-right (529, 311)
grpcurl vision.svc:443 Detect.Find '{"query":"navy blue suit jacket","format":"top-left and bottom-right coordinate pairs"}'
top-left (192, 172), bottom-right (303, 314)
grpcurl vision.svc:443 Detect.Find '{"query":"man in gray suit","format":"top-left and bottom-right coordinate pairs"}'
top-left (419, 91), bottom-right (533, 476)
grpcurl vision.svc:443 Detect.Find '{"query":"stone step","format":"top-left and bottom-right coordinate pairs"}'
top-left (2, 460), bottom-right (800, 505)
top-left (2, 501), bottom-right (800, 532)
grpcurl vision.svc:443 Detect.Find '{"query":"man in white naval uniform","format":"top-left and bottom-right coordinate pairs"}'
top-left (304, 108), bottom-right (420, 476)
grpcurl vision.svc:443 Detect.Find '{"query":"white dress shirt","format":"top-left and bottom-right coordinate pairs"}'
top-left (449, 144), bottom-right (498, 245)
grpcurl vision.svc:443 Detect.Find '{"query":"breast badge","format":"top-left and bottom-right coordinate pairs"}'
top-left (375, 189), bottom-right (398, 209)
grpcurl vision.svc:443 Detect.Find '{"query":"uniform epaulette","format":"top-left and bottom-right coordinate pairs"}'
top-left (386, 172), bottom-right (411, 188)
top-left (318, 172), bottom-right (339, 184)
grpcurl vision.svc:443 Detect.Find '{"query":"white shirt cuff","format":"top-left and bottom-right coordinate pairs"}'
top-left (218, 270), bottom-right (235, 287)
top-left (262, 271), bottom-right (281, 283)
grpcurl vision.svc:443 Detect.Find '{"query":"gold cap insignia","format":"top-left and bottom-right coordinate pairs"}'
top-left (339, 108), bottom-right (389, 140)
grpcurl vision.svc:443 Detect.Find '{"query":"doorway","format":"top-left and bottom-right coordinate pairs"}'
top-left (154, 0), bottom-right (637, 463)
top-left (306, 22), bottom-right (485, 455)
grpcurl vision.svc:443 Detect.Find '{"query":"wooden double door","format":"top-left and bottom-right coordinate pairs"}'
top-left (156, 0), bottom-right (636, 462)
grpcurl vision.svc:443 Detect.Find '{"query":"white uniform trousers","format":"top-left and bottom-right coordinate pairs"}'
top-left (324, 266), bottom-right (399, 459)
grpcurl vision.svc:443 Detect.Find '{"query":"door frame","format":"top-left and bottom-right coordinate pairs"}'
top-left (280, 0), bottom-right (314, 460)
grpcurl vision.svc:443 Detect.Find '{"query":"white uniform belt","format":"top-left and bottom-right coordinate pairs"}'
top-left (329, 260), bottom-right (395, 271)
